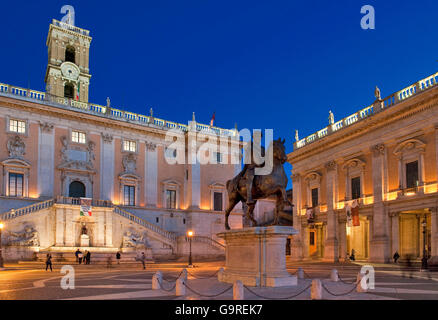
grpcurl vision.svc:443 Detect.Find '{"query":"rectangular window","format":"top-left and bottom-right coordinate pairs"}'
top-left (309, 231), bottom-right (315, 246)
top-left (351, 177), bottom-right (361, 200)
top-left (214, 152), bottom-right (222, 164)
top-left (123, 185), bottom-right (135, 206)
top-left (311, 188), bottom-right (318, 208)
top-left (9, 173), bottom-right (24, 197)
top-left (9, 119), bottom-right (26, 134)
top-left (166, 189), bottom-right (176, 209)
top-left (123, 140), bottom-right (136, 152)
top-left (72, 131), bottom-right (86, 144)
top-left (406, 161), bottom-right (419, 189)
top-left (213, 192), bottom-right (223, 211)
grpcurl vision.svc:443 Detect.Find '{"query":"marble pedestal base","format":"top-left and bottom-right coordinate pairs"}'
top-left (217, 226), bottom-right (299, 287)
top-left (80, 235), bottom-right (90, 247)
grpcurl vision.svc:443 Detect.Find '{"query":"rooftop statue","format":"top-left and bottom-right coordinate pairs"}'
top-left (328, 110), bottom-right (334, 125)
top-left (375, 86), bottom-right (381, 100)
top-left (224, 137), bottom-right (291, 229)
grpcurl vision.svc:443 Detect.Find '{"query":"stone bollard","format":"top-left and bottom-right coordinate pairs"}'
top-left (181, 268), bottom-right (188, 282)
top-left (356, 273), bottom-right (367, 293)
top-left (217, 267), bottom-right (225, 282)
top-left (176, 277), bottom-right (186, 296)
top-left (152, 271), bottom-right (162, 290)
top-left (297, 268), bottom-right (305, 279)
top-left (330, 269), bottom-right (339, 282)
top-left (311, 279), bottom-right (322, 300)
top-left (233, 280), bottom-right (244, 300)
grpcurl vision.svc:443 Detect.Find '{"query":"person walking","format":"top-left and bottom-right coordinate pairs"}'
top-left (350, 249), bottom-right (356, 261)
top-left (393, 251), bottom-right (400, 264)
top-left (86, 251), bottom-right (91, 265)
top-left (78, 251), bottom-right (83, 265)
top-left (75, 249), bottom-right (80, 263)
top-left (140, 252), bottom-right (146, 270)
top-left (116, 251), bottom-right (121, 265)
top-left (106, 256), bottom-right (112, 269)
top-left (45, 253), bottom-right (53, 272)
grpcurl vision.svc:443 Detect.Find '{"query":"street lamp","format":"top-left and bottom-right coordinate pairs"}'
top-left (421, 219), bottom-right (428, 271)
top-left (187, 230), bottom-right (194, 268)
top-left (0, 222), bottom-right (4, 268)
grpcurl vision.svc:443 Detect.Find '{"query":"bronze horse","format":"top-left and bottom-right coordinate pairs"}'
top-left (224, 138), bottom-right (290, 230)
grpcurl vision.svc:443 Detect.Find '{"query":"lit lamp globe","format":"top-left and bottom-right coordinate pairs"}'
top-left (187, 230), bottom-right (194, 268)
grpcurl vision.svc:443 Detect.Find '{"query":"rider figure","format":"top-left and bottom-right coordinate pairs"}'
top-left (244, 132), bottom-right (265, 205)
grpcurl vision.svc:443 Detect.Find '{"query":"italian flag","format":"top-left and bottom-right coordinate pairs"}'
top-left (80, 198), bottom-right (92, 216)
top-left (76, 83), bottom-right (80, 101)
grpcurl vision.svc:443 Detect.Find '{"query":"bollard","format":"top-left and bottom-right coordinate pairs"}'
top-left (311, 279), bottom-right (322, 300)
top-left (152, 271), bottom-right (162, 290)
top-left (233, 280), bottom-right (244, 300)
top-left (175, 277), bottom-right (186, 296)
top-left (297, 268), bottom-right (305, 279)
top-left (217, 267), bottom-right (225, 281)
top-left (330, 269), bottom-right (339, 282)
top-left (356, 273), bottom-right (367, 293)
top-left (181, 268), bottom-right (188, 282)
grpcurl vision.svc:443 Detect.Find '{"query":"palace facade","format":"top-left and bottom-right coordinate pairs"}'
top-left (0, 18), bottom-right (245, 261)
top-left (289, 71), bottom-right (438, 264)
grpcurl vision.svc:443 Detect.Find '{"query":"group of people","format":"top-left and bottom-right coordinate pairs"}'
top-left (75, 249), bottom-right (91, 265)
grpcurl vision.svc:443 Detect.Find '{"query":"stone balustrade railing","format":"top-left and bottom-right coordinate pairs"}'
top-left (181, 235), bottom-right (225, 251)
top-left (113, 206), bottom-right (177, 244)
top-left (295, 71), bottom-right (438, 150)
top-left (0, 199), bottom-right (54, 221)
top-left (52, 19), bottom-right (90, 36)
top-left (0, 82), bottom-right (236, 137)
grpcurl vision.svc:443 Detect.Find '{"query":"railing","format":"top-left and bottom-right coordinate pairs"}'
top-left (113, 206), bottom-right (177, 243)
top-left (182, 235), bottom-right (225, 251)
top-left (295, 70), bottom-right (438, 150)
top-left (52, 19), bottom-right (90, 36)
top-left (55, 196), bottom-right (113, 208)
top-left (0, 82), bottom-right (235, 138)
top-left (0, 199), bottom-right (54, 220)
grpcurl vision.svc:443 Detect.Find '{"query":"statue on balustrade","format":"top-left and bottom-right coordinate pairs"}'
top-left (224, 137), bottom-right (291, 230)
top-left (328, 110), bottom-right (334, 125)
top-left (7, 227), bottom-right (39, 246)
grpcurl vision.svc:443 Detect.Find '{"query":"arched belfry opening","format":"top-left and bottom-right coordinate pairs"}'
top-left (65, 45), bottom-right (75, 64)
top-left (64, 82), bottom-right (74, 99)
top-left (69, 181), bottom-right (86, 198)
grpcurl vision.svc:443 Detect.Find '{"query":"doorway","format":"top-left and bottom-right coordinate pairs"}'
top-left (69, 181), bottom-right (86, 198)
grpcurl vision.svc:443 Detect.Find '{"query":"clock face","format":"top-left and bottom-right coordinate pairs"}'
top-left (61, 62), bottom-right (80, 80)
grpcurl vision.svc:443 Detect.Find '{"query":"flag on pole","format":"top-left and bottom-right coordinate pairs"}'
top-left (351, 199), bottom-right (360, 226)
top-left (76, 83), bottom-right (80, 101)
top-left (210, 112), bottom-right (215, 127)
top-left (346, 202), bottom-right (353, 227)
top-left (80, 198), bottom-right (92, 216)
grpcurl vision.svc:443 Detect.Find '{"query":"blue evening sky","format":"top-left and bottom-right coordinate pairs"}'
top-left (1, 0), bottom-right (437, 188)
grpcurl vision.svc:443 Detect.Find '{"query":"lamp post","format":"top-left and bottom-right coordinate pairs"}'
top-left (187, 230), bottom-right (193, 268)
top-left (421, 219), bottom-right (428, 271)
top-left (0, 222), bottom-right (4, 268)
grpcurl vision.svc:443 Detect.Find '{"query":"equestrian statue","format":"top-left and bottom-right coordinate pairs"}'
top-left (224, 137), bottom-right (291, 230)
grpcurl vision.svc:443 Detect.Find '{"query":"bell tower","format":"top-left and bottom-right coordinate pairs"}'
top-left (45, 19), bottom-right (92, 103)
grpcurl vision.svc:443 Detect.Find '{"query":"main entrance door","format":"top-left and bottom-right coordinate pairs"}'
top-left (69, 181), bottom-right (86, 198)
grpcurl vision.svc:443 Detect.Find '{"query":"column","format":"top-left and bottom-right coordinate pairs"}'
top-left (55, 207), bottom-right (65, 247)
top-left (64, 208), bottom-right (75, 247)
top-left (37, 122), bottom-right (55, 197)
top-left (95, 211), bottom-right (105, 247)
top-left (190, 161), bottom-right (201, 209)
top-left (323, 160), bottom-right (339, 262)
top-left (100, 134), bottom-right (115, 201)
top-left (145, 143), bottom-right (158, 207)
top-left (339, 220), bottom-right (347, 261)
top-left (390, 212), bottom-right (400, 255)
top-left (302, 225), bottom-right (310, 259)
top-left (105, 209), bottom-right (113, 247)
top-left (370, 144), bottom-right (390, 263)
top-left (290, 173), bottom-right (303, 261)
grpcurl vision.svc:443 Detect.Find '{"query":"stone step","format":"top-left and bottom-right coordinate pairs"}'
top-left (35, 251), bottom-right (152, 263)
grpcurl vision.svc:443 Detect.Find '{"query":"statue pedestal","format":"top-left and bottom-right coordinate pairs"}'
top-left (217, 226), bottom-right (299, 287)
top-left (80, 235), bottom-right (90, 247)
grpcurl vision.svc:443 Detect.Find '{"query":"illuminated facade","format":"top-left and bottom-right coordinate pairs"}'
top-left (289, 71), bottom-right (438, 263)
top-left (0, 19), bottom-right (244, 260)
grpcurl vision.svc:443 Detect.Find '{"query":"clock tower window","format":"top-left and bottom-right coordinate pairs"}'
top-left (65, 45), bottom-right (75, 64)
top-left (64, 83), bottom-right (74, 99)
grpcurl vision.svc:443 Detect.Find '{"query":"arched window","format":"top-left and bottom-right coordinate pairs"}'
top-left (64, 83), bottom-right (74, 99)
top-left (65, 46), bottom-right (75, 63)
top-left (69, 181), bottom-right (86, 198)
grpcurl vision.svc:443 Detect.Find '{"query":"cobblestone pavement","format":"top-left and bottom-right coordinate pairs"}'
top-left (0, 260), bottom-right (437, 300)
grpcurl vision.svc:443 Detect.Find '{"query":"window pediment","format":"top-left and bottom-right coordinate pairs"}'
top-left (394, 138), bottom-right (426, 156)
top-left (342, 158), bottom-right (366, 171)
top-left (161, 178), bottom-right (182, 187)
top-left (304, 172), bottom-right (321, 183)
top-left (1, 158), bottom-right (31, 168)
top-left (208, 182), bottom-right (225, 189)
